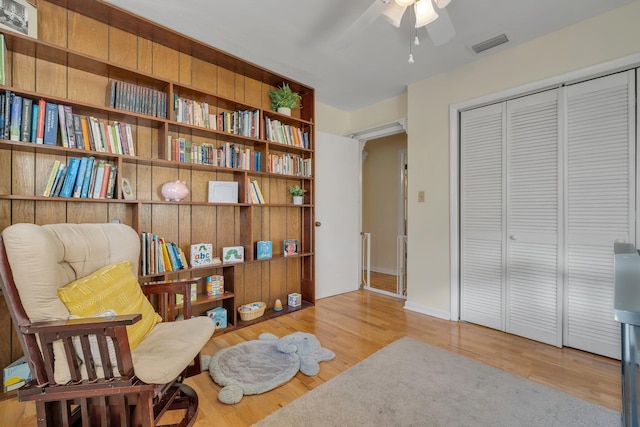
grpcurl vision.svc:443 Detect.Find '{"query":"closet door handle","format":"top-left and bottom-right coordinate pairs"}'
top-left (509, 235), bottom-right (518, 241)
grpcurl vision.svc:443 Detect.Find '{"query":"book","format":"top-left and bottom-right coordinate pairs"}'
top-left (79, 156), bottom-right (95, 198)
top-left (49, 163), bottom-right (67, 197)
top-left (105, 165), bottom-right (117, 199)
top-left (284, 239), bottom-right (298, 257)
top-left (0, 34), bottom-right (5, 86)
top-left (252, 180), bottom-right (265, 204)
top-left (64, 106), bottom-right (75, 148)
top-left (87, 159), bottom-right (101, 198)
top-left (59, 157), bottom-right (80, 198)
top-left (43, 102), bottom-right (58, 145)
top-left (19, 98), bottom-right (32, 142)
top-left (80, 116), bottom-right (92, 150)
top-left (91, 161), bottom-right (105, 199)
top-left (9, 95), bottom-right (22, 141)
top-left (206, 275), bottom-right (224, 297)
top-left (30, 103), bottom-right (38, 143)
top-left (256, 241), bottom-right (272, 260)
top-left (35, 99), bottom-right (46, 144)
top-left (72, 114), bottom-right (84, 149)
top-left (3, 91), bottom-right (11, 140)
top-left (99, 163), bottom-right (111, 199)
top-left (190, 243), bottom-right (213, 267)
top-left (42, 160), bottom-right (61, 197)
top-left (222, 246), bottom-right (244, 264)
top-left (57, 104), bottom-right (68, 147)
top-left (72, 156), bottom-right (89, 198)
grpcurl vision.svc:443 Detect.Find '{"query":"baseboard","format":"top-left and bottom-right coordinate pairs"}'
top-left (403, 301), bottom-right (450, 320)
top-left (370, 267), bottom-right (397, 275)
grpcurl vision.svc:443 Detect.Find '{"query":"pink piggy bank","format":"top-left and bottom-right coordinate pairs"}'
top-left (161, 180), bottom-right (189, 201)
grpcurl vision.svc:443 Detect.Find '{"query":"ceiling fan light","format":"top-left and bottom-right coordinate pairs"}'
top-left (414, 0), bottom-right (439, 28)
top-left (434, 0), bottom-right (451, 8)
top-left (382, 3), bottom-right (407, 28)
top-left (395, 0), bottom-right (415, 7)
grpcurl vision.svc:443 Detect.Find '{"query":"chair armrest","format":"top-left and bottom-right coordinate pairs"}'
top-left (141, 278), bottom-right (199, 321)
top-left (19, 315), bottom-right (139, 386)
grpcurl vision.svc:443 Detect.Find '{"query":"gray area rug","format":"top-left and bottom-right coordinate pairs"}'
top-left (254, 337), bottom-right (620, 427)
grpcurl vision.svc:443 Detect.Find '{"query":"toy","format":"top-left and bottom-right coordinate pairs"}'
top-left (207, 332), bottom-right (335, 404)
top-left (161, 180), bottom-right (189, 201)
top-left (274, 298), bottom-right (283, 311)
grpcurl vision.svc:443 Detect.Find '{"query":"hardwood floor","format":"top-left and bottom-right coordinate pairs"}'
top-left (365, 271), bottom-right (398, 294)
top-left (0, 290), bottom-right (621, 426)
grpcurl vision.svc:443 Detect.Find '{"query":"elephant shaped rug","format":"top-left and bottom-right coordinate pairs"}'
top-left (205, 332), bottom-right (335, 404)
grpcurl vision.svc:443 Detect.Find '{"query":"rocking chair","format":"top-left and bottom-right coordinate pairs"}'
top-left (0, 223), bottom-right (216, 426)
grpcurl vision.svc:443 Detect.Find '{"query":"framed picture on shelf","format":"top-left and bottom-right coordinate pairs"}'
top-left (222, 246), bottom-right (244, 264)
top-left (0, 0), bottom-right (37, 39)
top-left (121, 177), bottom-right (135, 200)
top-left (208, 180), bottom-right (238, 203)
top-left (283, 239), bottom-right (298, 257)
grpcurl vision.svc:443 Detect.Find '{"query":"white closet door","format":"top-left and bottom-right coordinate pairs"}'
top-left (460, 103), bottom-right (505, 330)
top-left (505, 89), bottom-right (562, 347)
top-left (564, 71), bottom-right (635, 359)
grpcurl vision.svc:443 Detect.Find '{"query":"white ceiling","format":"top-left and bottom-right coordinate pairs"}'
top-left (103, 0), bottom-right (634, 112)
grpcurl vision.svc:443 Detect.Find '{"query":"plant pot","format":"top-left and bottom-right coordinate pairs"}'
top-left (277, 107), bottom-right (291, 116)
top-left (292, 196), bottom-right (304, 205)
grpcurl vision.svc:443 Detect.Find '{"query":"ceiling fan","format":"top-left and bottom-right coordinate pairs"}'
top-left (337, 0), bottom-right (456, 51)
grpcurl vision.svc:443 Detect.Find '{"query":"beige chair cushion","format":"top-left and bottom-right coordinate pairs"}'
top-left (132, 316), bottom-right (215, 384)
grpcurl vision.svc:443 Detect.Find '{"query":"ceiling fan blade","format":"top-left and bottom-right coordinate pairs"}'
top-left (425, 6), bottom-right (456, 46)
top-left (334, 0), bottom-right (388, 48)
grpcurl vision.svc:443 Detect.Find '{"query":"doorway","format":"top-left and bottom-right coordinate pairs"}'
top-left (360, 132), bottom-right (408, 298)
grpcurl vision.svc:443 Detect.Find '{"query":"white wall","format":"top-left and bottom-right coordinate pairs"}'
top-left (406, 1), bottom-right (640, 318)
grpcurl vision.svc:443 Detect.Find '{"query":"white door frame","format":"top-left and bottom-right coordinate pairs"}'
top-left (449, 53), bottom-right (640, 321)
top-left (350, 119), bottom-right (407, 299)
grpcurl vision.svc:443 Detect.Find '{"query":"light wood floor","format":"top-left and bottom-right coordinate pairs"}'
top-left (365, 271), bottom-right (398, 293)
top-left (0, 290), bottom-right (621, 426)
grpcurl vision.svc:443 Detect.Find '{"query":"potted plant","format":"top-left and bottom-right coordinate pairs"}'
top-left (288, 185), bottom-right (307, 205)
top-left (269, 83), bottom-right (301, 116)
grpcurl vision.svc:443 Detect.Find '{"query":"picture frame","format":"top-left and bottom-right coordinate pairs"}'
top-left (283, 239), bottom-right (298, 257)
top-left (208, 180), bottom-right (238, 203)
top-left (121, 177), bottom-right (135, 200)
top-left (0, 0), bottom-right (37, 39)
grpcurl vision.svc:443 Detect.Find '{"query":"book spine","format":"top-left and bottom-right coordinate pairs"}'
top-left (9, 95), bottom-right (22, 141)
top-left (57, 104), bottom-right (68, 147)
top-left (72, 156), bottom-right (89, 198)
top-left (99, 163), bottom-right (111, 199)
top-left (87, 159), bottom-right (101, 198)
top-left (80, 116), bottom-right (92, 150)
top-left (50, 164), bottom-right (67, 197)
top-left (91, 161), bottom-right (105, 199)
top-left (72, 114), bottom-right (84, 150)
top-left (43, 102), bottom-right (58, 145)
top-left (59, 157), bottom-right (80, 198)
top-left (64, 105), bottom-right (75, 148)
top-left (79, 156), bottom-right (94, 198)
top-left (19, 98), bottom-right (32, 142)
top-left (30, 103), bottom-right (38, 143)
top-left (3, 91), bottom-right (11, 140)
top-left (42, 160), bottom-right (61, 197)
top-left (35, 98), bottom-right (46, 144)
top-left (105, 165), bottom-right (117, 199)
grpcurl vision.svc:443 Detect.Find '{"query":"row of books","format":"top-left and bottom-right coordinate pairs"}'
top-left (264, 117), bottom-right (310, 149)
top-left (167, 137), bottom-right (262, 171)
top-left (248, 179), bottom-right (266, 204)
top-left (268, 153), bottom-right (312, 177)
top-left (42, 156), bottom-right (118, 199)
top-left (109, 79), bottom-right (167, 118)
top-left (140, 232), bottom-right (188, 276)
top-left (173, 95), bottom-right (260, 138)
top-left (0, 91), bottom-right (136, 156)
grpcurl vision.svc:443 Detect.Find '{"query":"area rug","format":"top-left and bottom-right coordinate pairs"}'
top-left (254, 337), bottom-right (620, 427)
top-left (205, 332), bottom-right (335, 404)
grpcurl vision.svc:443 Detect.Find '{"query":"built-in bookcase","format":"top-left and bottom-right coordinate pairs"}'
top-left (0, 0), bottom-right (315, 394)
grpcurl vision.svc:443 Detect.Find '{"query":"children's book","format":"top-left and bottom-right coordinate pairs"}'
top-left (283, 239), bottom-right (298, 257)
top-left (190, 243), bottom-right (213, 267)
top-left (256, 241), bottom-right (272, 260)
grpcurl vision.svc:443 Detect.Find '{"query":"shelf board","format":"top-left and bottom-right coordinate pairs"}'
top-left (178, 291), bottom-right (235, 309)
top-left (237, 301), bottom-right (313, 328)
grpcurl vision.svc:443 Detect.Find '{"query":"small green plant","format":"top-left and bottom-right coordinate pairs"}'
top-left (269, 83), bottom-right (302, 111)
top-left (288, 185), bottom-right (307, 197)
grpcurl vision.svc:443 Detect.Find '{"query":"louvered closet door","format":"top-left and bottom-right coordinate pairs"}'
top-left (460, 103), bottom-right (505, 330)
top-left (505, 90), bottom-right (562, 347)
top-left (564, 71), bottom-right (635, 359)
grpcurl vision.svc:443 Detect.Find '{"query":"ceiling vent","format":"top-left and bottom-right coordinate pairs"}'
top-left (471, 33), bottom-right (509, 54)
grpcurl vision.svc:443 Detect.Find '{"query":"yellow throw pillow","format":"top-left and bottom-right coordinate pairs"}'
top-left (57, 261), bottom-right (161, 349)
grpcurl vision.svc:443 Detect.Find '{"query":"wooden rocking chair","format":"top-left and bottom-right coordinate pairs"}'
top-left (0, 223), bottom-right (216, 427)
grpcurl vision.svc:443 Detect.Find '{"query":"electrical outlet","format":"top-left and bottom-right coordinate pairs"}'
top-left (418, 191), bottom-right (425, 203)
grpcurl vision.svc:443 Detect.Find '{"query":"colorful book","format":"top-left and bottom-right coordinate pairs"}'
top-left (42, 160), bottom-right (61, 197)
top-left (59, 157), bottom-right (80, 198)
top-left (9, 95), bottom-right (22, 141)
top-left (35, 99), bottom-right (46, 144)
top-left (43, 102), bottom-right (58, 145)
top-left (20, 98), bottom-right (32, 142)
top-left (64, 105), bottom-right (75, 148)
top-left (256, 241), bottom-right (272, 260)
top-left (79, 156), bottom-right (95, 198)
top-left (30, 103), bottom-right (38, 143)
top-left (284, 239), bottom-right (298, 257)
top-left (80, 116), bottom-right (92, 150)
top-left (72, 156), bottom-right (89, 198)
top-left (57, 104), bottom-right (68, 147)
top-left (190, 243), bottom-right (213, 267)
top-left (3, 91), bottom-right (11, 140)
top-left (105, 165), bottom-right (117, 199)
top-left (49, 163), bottom-right (66, 197)
top-left (99, 163), bottom-right (111, 199)
top-left (87, 159), bottom-right (102, 198)
top-left (72, 114), bottom-right (84, 150)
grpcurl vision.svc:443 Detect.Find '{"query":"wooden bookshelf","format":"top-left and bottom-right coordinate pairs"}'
top-left (0, 0), bottom-right (315, 395)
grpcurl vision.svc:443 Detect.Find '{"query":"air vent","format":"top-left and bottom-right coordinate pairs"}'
top-left (471, 33), bottom-right (509, 54)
